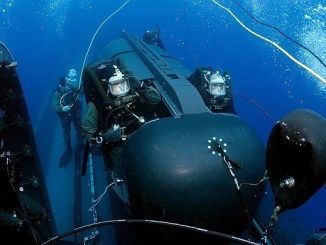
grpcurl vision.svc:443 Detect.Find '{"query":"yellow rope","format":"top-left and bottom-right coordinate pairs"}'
top-left (210, 0), bottom-right (326, 84)
top-left (59, 90), bottom-right (73, 107)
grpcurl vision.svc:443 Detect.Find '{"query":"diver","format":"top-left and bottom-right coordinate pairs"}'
top-left (81, 58), bottom-right (161, 179)
top-left (52, 68), bottom-right (82, 167)
top-left (0, 151), bottom-right (49, 244)
top-left (188, 66), bottom-right (236, 114)
top-left (143, 25), bottom-right (165, 50)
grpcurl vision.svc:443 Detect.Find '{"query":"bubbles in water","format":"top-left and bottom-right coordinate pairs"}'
top-left (0, 0), bottom-right (13, 10)
top-left (0, 0), bottom-right (14, 34)
top-left (299, 3), bottom-right (326, 93)
top-left (37, 0), bottom-right (91, 37)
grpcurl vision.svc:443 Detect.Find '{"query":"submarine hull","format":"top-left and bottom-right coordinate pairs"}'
top-left (96, 32), bottom-right (267, 243)
top-left (0, 42), bottom-right (57, 242)
top-left (121, 112), bottom-right (266, 243)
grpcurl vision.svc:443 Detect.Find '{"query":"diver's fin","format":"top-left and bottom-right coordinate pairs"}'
top-left (59, 148), bottom-right (72, 168)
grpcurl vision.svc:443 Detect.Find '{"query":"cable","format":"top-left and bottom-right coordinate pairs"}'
top-left (61, 0), bottom-right (130, 110)
top-left (239, 170), bottom-right (269, 189)
top-left (183, 0), bottom-right (199, 67)
top-left (181, 1), bottom-right (275, 125)
top-left (233, 90), bottom-right (276, 124)
top-left (78, 0), bottom-right (130, 90)
top-left (87, 181), bottom-right (115, 211)
top-left (41, 218), bottom-right (260, 245)
top-left (83, 152), bottom-right (100, 243)
top-left (233, 0), bottom-right (326, 69)
top-left (210, 0), bottom-right (326, 85)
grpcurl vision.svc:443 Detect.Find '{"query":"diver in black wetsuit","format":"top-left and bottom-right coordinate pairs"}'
top-left (143, 25), bottom-right (166, 50)
top-left (188, 66), bottom-right (236, 114)
top-left (81, 58), bottom-right (161, 179)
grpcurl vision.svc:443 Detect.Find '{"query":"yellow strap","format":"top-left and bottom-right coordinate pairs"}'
top-left (210, 0), bottom-right (326, 84)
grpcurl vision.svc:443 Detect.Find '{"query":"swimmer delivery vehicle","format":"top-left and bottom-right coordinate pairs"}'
top-left (82, 31), bottom-right (326, 244)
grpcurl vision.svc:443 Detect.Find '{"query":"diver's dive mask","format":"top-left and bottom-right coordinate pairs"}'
top-left (208, 74), bottom-right (226, 97)
top-left (64, 77), bottom-right (73, 92)
top-left (108, 65), bottom-right (130, 97)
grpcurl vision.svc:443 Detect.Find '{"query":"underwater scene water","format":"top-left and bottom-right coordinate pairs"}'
top-left (1, 0), bottom-right (326, 244)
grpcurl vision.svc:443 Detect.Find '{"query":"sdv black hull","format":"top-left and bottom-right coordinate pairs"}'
top-left (100, 31), bottom-right (267, 244)
top-left (122, 113), bottom-right (266, 244)
top-left (0, 42), bottom-right (57, 243)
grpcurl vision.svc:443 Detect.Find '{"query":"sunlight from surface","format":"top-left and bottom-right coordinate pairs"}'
top-left (300, 3), bottom-right (326, 94)
top-left (210, 0), bottom-right (326, 86)
top-left (0, 0), bottom-right (14, 32)
top-left (1, 1), bottom-right (326, 244)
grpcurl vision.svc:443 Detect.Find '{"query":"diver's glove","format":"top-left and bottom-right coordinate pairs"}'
top-left (135, 81), bottom-right (161, 104)
top-left (143, 86), bottom-right (161, 105)
top-left (136, 81), bottom-right (148, 95)
top-left (62, 105), bottom-right (71, 112)
top-left (104, 124), bottom-right (122, 142)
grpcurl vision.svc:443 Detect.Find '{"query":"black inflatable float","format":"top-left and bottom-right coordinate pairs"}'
top-left (122, 112), bottom-right (267, 243)
top-left (267, 109), bottom-right (326, 210)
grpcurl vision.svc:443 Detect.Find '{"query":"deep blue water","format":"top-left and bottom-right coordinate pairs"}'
top-left (1, 0), bottom-right (326, 244)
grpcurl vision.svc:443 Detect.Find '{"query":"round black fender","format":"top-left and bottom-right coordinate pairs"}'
top-left (267, 109), bottom-right (326, 210)
top-left (121, 112), bottom-right (266, 242)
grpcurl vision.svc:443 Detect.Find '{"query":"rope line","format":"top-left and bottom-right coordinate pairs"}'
top-left (78, 0), bottom-right (130, 89)
top-left (210, 0), bottom-right (326, 84)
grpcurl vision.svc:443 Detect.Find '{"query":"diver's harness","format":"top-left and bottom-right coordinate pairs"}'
top-left (94, 99), bottom-right (146, 145)
top-left (82, 64), bottom-right (142, 175)
top-left (56, 87), bottom-right (82, 126)
top-left (85, 65), bottom-right (147, 144)
top-left (57, 81), bottom-right (83, 112)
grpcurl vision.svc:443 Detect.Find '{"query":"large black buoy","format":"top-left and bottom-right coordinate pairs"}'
top-left (267, 109), bottom-right (326, 211)
top-left (121, 112), bottom-right (266, 244)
